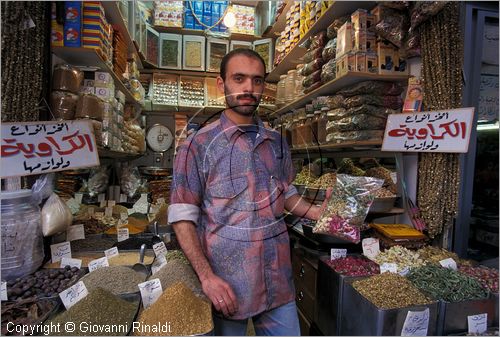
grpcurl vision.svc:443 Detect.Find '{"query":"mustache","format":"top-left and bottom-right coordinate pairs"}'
top-left (235, 93), bottom-right (257, 101)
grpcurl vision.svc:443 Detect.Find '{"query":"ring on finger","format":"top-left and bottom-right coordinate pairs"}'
top-left (218, 299), bottom-right (224, 303)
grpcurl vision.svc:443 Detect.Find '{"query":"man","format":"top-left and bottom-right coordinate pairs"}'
top-left (169, 49), bottom-right (328, 336)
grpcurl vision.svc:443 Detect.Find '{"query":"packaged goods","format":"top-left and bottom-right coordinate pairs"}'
top-left (322, 38), bottom-right (336, 62)
top-left (302, 69), bottom-right (322, 88)
top-left (301, 58), bottom-right (325, 77)
top-left (50, 91), bottom-right (79, 120)
top-left (403, 77), bottom-right (423, 112)
top-left (372, 7), bottom-right (410, 48)
top-left (1, 298), bottom-right (57, 335)
top-left (136, 282), bottom-right (213, 336)
top-left (52, 64), bottom-right (83, 94)
top-left (353, 273), bottom-right (433, 309)
top-left (324, 95), bottom-right (345, 109)
top-left (458, 265), bottom-right (499, 293)
top-left (336, 22), bottom-right (353, 57)
top-left (80, 266), bottom-right (146, 295)
top-left (410, 1), bottom-right (447, 31)
top-left (335, 52), bottom-right (356, 77)
top-left (326, 130), bottom-right (385, 143)
top-left (41, 193), bottom-right (73, 237)
top-left (6, 267), bottom-right (85, 300)
top-left (351, 9), bottom-right (374, 31)
top-left (330, 104), bottom-right (397, 120)
top-left (326, 114), bottom-right (387, 132)
top-left (46, 288), bottom-right (138, 336)
top-left (323, 256), bottom-right (380, 276)
top-left (380, 1), bottom-right (409, 10)
top-left (326, 15), bottom-right (350, 39)
top-left (401, 29), bottom-right (421, 58)
top-left (75, 93), bottom-right (103, 120)
top-left (303, 47), bottom-right (324, 64)
top-left (320, 59), bottom-right (336, 83)
top-left (120, 165), bottom-right (142, 197)
top-left (303, 81), bottom-right (322, 94)
top-left (86, 166), bottom-right (109, 196)
top-left (314, 174), bottom-right (383, 243)
top-left (310, 31), bottom-right (328, 49)
top-left (337, 80), bottom-right (404, 97)
top-left (408, 264), bottom-right (489, 302)
top-left (344, 94), bottom-right (403, 110)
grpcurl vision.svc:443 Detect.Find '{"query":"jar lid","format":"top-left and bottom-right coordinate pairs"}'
top-left (0, 189), bottom-right (32, 200)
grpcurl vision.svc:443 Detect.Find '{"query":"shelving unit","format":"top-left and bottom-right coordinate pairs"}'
top-left (263, 1), bottom-right (293, 37)
top-left (148, 104), bottom-right (276, 117)
top-left (52, 47), bottom-right (141, 107)
top-left (267, 1), bottom-right (376, 82)
top-left (271, 72), bottom-right (409, 117)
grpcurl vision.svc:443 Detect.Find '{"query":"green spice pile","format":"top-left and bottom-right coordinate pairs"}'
top-left (136, 282), bottom-right (213, 336)
top-left (81, 266), bottom-right (146, 295)
top-left (373, 246), bottom-right (426, 273)
top-left (407, 264), bottom-right (489, 302)
top-left (417, 246), bottom-right (474, 267)
top-left (352, 273), bottom-right (433, 309)
top-left (149, 260), bottom-right (205, 299)
top-left (46, 288), bottom-right (138, 336)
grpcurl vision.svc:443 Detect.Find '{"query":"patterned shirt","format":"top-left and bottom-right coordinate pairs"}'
top-left (168, 112), bottom-right (298, 319)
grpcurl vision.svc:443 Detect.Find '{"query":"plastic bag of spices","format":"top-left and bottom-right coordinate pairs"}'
top-left (372, 7), bottom-right (410, 48)
top-left (321, 59), bottom-right (336, 83)
top-left (303, 47), bottom-right (324, 63)
top-left (313, 174), bottom-right (383, 243)
top-left (410, 1), bottom-right (447, 31)
top-left (327, 15), bottom-right (350, 39)
top-left (41, 193), bottom-right (73, 236)
top-left (302, 69), bottom-right (322, 88)
top-left (301, 58), bottom-right (325, 77)
top-left (337, 80), bottom-right (404, 97)
top-left (322, 38), bottom-right (337, 62)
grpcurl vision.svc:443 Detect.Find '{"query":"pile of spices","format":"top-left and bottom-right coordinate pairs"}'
top-left (150, 260), bottom-right (205, 298)
top-left (166, 250), bottom-right (189, 265)
top-left (407, 264), bottom-right (489, 302)
top-left (81, 266), bottom-right (146, 295)
top-left (114, 237), bottom-right (153, 250)
top-left (2, 298), bottom-right (57, 336)
top-left (337, 159), bottom-right (366, 176)
top-left (308, 173), bottom-right (337, 189)
top-left (7, 267), bottom-right (85, 300)
top-left (352, 273), bottom-right (433, 309)
top-left (417, 246), bottom-right (474, 267)
top-left (136, 282), bottom-right (213, 336)
top-left (458, 266), bottom-right (499, 293)
top-left (44, 256), bottom-right (95, 269)
top-left (323, 256), bottom-right (379, 276)
top-left (46, 288), bottom-right (138, 336)
top-left (108, 253), bottom-right (154, 266)
top-left (372, 187), bottom-right (396, 198)
top-left (70, 236), bottom-right (115, 252)
top-left (293, 167), bottom-right (318, 185)
top-left (373, 246), bottom-right (426, 272)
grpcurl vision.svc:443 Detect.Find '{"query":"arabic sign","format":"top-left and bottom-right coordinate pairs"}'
top-left (382, 108), bottom-right (475, 153)
top-left (1, 120), bottom-right (99, 178)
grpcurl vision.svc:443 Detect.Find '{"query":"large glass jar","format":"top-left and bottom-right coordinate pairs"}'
top-left (311, 109), bottom-right (321, 145)
top-left (277, 75), bottom-right (287, 107)
top-left (1, 190), bottom-right (44, 281)
top-left (296, 109), bottom-right (307, 148)
top-left (285, 70), bottom-right (297, 104)
top-left (317, 107), bottom-right (329, 145)
top-left (304, 112), bottom-right (314, 146)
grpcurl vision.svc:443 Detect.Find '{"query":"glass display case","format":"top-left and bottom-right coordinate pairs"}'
top-left (159, 33), bottom-right (182, 69)
top-left (182, 35), bottom-right (206, 71)
top-left (206, 38), bottom-right (229, 72)
top-left (253, 38), bottom-right (274, 73)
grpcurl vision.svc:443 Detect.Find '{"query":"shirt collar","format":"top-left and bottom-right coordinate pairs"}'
top-left (220, 111), bottom-right (275, 142)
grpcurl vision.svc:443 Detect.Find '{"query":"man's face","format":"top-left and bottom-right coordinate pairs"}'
top-left (217, 55), bottom-right (265, 116)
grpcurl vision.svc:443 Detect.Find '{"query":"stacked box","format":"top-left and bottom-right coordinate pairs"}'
top-left (336, 22), bottom-right (353, 58)
top-left (231, 5), bottom-right (255, 35)
top-left (51, 2), bottom-right (63, 47)
top-left (64, 2), bottom-right (82, 47)
top-left (377, 41), bottom-right (398, 74)
top-left (289, 2), bottom-right (300, 48)
top-left (154, 1), bottom-right (183, 28)
top-left (183, 1), bottom-right (195, 29)
top-left (202, 1), bottom-right (211, 28)
top-left (82, 2), bottom-right (113, 60)
top-left (218, 1), bottom-right (228, 32)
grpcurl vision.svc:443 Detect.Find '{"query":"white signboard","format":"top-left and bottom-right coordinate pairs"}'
top-left (1, 120), bottom-right (99, 178)
top-left (382, 108), bottom-right (475, 153)
top-left (468, 313), bottom-right (487, 334)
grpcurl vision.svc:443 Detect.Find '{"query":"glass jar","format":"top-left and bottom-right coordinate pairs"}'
top-left (295, 64), bottom-right (305, 98)
top-left (1, 190), bottom-right (44, 281)
top-left (296, 109), bottom-right (307, 148)
top-left (311, 109), bottom-right (321, 145)
top-left (318, 107), bottom-right (329, 145)
top-left (304, 112), bottom-right (314, 146)
top-left (285, 70), bottom-right (297, 104)
top-left (277, 75), bottom-right (287, 107)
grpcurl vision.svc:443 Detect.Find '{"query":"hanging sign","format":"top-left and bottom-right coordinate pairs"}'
top-left (1, 120), bottom-right (99, 178)
top-left (382, 108), bottom-right (474, 153)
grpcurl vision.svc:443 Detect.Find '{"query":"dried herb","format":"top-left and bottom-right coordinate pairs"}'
top-left (149, 260), bottom-right (205, 299)
top-left (2, 298), bottom-right (57, 336)
top-left (373, 245), bottom-right (426, 273)
top-left (81, 266), bottom-right (146, 295)
top-left (324, 256), bottom-right (379, 276)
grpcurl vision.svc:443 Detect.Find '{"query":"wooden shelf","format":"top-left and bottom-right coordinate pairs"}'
top-left (52, 47), bottom-right (142, 107)
top-left (267, 1), bottom-right (376, 82)
top-left (145, 104), bottom-right (276, 117)
top-left (264, 0), bottom-right (293, 37)
top-left (98, 148), bottom-right (144, 161)
top-left (101, 1), bottom-right (143, 69)
top-left (272, 72), bottom-right (409, 117)
top-left (291, 140), bottom-right (383, 153)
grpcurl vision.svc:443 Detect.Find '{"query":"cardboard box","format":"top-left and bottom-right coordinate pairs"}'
top-left (65, 1), bottom-right (82, 23)
top-left (351, 9), bottom-right (368, 31)
top-left (377, 41), bottom-right (398, 73)
top-left (95, 87), bottom-right (114, 101)
top-left (367, 33), bottom-right (376, 51)
top-left (51, 21), bottom-right (64, 47)
top-left (64, 24), bottom-right (81, 47)
top-left (336, 52), bottom-right (355, 77)
top-left (94, 72), bottom-right (114, 87)
top-left (353, 30), bottom-right (367, 52)
top-left (336, 22), bottom-right (353, 58)
top-left (366, 52), bottom-right (378, 73)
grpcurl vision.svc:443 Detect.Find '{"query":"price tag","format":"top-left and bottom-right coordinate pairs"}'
top-left (98, 193), bottom-right (105, 202)
top-left (107, 200), bottom-right (116, 207)
top-left (117, 228), bottom-right (129, 242)
top-left (399, 267), bottom-right (410, 276)
top-left (362, 238), bottom-right (380, 259)
top-left (380, 263), bottom-right (398, 273)
top-left (401, 308), bottom-right (429, 336)
top-left (100, 200), bottom-right (107, 208)
top-left (151, 257), bottom-right (167, 275)
top-left (59, 281), bottom-right (88, 310)
top-left (88, 256), bottom-right (109, 272)
top-left (60, 257), bottom-right (82, 269)
top-left (330, 248), bottom-right (347, 260)
top-left (75, 193), bottom-right (83, 204)
top-left (390, 172), bottom-right (398, 185)
top-left (120, 194), bottom-right (127, 203)
top-left (439, 258), bottom-right (457, 270)
top-left (50, 241), bottom-right (72, 263)
top-left (468, 313), bottom-right (487, 334)
top-left (1, 282), bottom-right (7, 301)
top-left (138, 279), bottom-right (163, 309)
top-left (104, 247), bottom-right (119, 259)
top-left (153, 242), bottom-right (167, 257)
top-left (157, 197), bottom-right (165, 205)
top-left (66, 225), bottom-right (85, 242)
top-left (88, 207), bottom-right (95, 217)
top-left (105, 207), bottom-right (113, 217)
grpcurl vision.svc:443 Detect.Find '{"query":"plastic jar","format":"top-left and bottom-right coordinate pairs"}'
top-left (285, 70), bottom-right (297, 104)
top-left (1, 190), bottom-right (44, 281)
top-left (277, 75), bottom-right (287, 106)
top-left (318, 107), bottom-right (329, 145)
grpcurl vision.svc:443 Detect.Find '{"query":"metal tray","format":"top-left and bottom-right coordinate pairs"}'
top-left (340, 280), bottom-right (439, 336)
top-left (369, 197), bottom-right (397, 213)
top-left (436, 297), bottom-right (496, 335)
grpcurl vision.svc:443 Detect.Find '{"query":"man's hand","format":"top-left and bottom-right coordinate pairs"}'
top-left (315, 187), bottom-right (333, 220)
top-left (285, 187), bottom-right (333, 220)
top-left (201, 273), bottom-right (238, 317)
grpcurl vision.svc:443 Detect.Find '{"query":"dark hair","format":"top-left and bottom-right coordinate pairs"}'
top-left (220, 48), bottom-right (266, 80)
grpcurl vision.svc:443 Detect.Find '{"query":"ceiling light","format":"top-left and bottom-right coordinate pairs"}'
top-left (223, 7), bottom-right (236, 28)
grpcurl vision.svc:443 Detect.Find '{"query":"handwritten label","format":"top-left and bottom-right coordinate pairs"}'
top-left (151, 256), bottom-right (168, 275)
top-left (468, 313), bottom-right (487, 334)
top-left (439, 258), bottom-right (457, 270)
top-left (1, 120), bottom-right (99, 178)
top-left (88, 256), bottom-right (109, 272)
top-left (1, 282), bottom-right (7, 301)
top-left (380, 263), bottom-right (398, 273)
top-left (66, 224), bottom-right (85, 242)
top-left (98, 193), bottom-right (105, 202)
top-left (120, 212), bottom-right (128, 221)
top-left (362, 238), bottom-right (380, 259)
top-left (117, 228), bottom-right (129, 242)
top-left (401, 308), bottom-right (429, 336)
top-left (50, 241), bottom-right (72, 263)
top-left (153, 242), bottom-right (167, 257)
top-left (390, 172), bottom-right (398, 185)
top-left (74, 193), bottom-right (83, 204)
top-left (330, 249), bottom-right (347, 260)
top-left (104, 247), bottom-right (119, 259)
top-left (60, 257), bottom-right (82, 269)
top-left (59, 281), bottom-right (88, 310)
top-left (382, 107), bottom-right (474, 153)
top-left (105, 207), bottom-right (113, 217)
top-left (107, 200), bottom-right (116, 207)
top-left (138, 279), bottom-right (163, 308)
top-left (100, 200), bottom-right (107, 208)
top-left (399, 267), bottom-right (410, 276)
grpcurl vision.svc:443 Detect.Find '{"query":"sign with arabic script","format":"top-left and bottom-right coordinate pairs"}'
top-left (382, 108), bottom-right (475, 153)
top-left (1, 120), bottom-right (99, 177)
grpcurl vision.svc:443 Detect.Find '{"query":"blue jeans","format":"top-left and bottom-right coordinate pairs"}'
top-left (213, 301), bottom-right (300, 336)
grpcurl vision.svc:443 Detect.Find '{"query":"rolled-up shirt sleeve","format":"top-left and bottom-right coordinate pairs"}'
top-left (168, 137), bottom-right (203, 225)
top-left (282, 137), bottom-right (298, 200)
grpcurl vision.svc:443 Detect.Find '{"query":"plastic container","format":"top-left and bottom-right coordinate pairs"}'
top-left (304, 112), bottom-right (314, 146)
top-left (285, 70), bottom-right (297, 104)
top-left (52, 64), bottom-right (83, 94)
top-left (1, 190), bottom-right (44, 281)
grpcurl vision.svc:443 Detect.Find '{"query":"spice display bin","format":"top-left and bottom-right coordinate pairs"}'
top-left (436, 297), bottom-right (496, 335)
top-left (340, 280), bottom-right (439, 336)
top-left (179, 76), bottom-right (206, 107)
top-left (253, 38), bottom-right (274, 73)
top-left (159, 33), bottom-right (182, 69)
top-left (369, 197), bottom-right (397, 213)
top-left (205, 77), bottom-right (224, 107)
top-left (316, 257), bottom-right (368, 335)
top-left (230, 40), bottom-right (252, 51)
top-left (182, 35), bottom-right (206, 71)
top-left (206, 38), bottom-right (229, 72)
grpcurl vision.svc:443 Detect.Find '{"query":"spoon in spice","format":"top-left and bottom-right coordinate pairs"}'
top-left (132, 244), bottom-right (149, 277)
